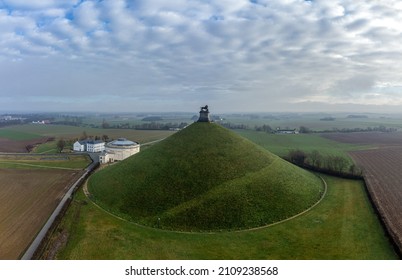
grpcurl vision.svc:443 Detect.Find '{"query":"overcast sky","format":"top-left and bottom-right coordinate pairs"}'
top-left (1, 0), bottom-right (402, 113)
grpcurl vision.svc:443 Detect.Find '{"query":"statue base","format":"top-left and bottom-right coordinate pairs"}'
top-left (198, 111), bottom-right (211, 122)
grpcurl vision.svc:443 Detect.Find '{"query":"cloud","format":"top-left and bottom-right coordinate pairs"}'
top-left (73, 1), bottom-right (101, 31)
top-left (1, 0), bottom-right (402, 112)
top-left (0, 0), bottom-right (78, 10)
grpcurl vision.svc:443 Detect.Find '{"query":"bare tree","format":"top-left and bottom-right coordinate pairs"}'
top-left (299, 126), bottom-right (311, 133)
top-left (80, 131), bottom-right (88, 140)
top-left (57, 139), bottom-right (66, 153)
top-left (102, 134), bottom-right (109, 142)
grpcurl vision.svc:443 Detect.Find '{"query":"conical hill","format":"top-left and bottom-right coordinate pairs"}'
top-left (89, 122), bottom-right (323, 231)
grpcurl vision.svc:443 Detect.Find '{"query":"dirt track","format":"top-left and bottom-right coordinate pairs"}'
top-left (0, 168), bottom-right (84, 259)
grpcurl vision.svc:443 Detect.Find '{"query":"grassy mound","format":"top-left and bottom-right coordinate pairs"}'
top-left (89, 122), bottom-right (323, 231)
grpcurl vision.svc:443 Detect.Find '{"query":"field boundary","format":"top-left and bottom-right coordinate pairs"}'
top-left (360, 174), bottom-right (402, 258)
top-left (84, 171), bottom-right (327, 235)
top-left (349, 149), bottom-right (402, 258)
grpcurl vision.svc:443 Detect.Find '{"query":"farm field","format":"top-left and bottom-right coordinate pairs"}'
top-left (2, 124), bottom-right (175, 142)
top-left (46, 175), bottom-right (397, 259)
top-left (0, 124), bottom-right (175, 153)
top-left (0, 154), bottom-right (91, 169)
top-left (222, 113), bottom-right (402, 131)
top-left (323, 131), bottom-right (402, 146)
top-left (350, 148), bottom-right (402, 253)
top-left (0, 128), bottom-right (49, 153)
top-left (0, 168), bottom-right (85, 259)
top-left (236, 130), bottom-right (370, 159)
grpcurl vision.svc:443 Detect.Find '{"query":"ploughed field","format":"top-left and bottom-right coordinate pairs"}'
top-left (0, 168), bottom-right (84, 259)
top-left (325, 132), bottom-right (402, 253)
top-left (0, 137), bottom-right (49, 153)
top-left (322, 131), bottom-right (402, 146)
top-left (350, 148), bottom-right (402, 252)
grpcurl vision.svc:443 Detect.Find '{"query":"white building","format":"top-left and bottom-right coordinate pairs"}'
top-left (73, 140), bottom-right (105, 152)
top-left (73, 140), bottom-right (86, 152)
top-left (86, 140), bottom-right (105, 152)
top-left (99, 138), bottom-right (140, 164)
top-left (275, 128), bottom-right (299, 134)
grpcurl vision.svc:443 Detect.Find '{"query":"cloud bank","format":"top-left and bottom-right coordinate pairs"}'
top-left (1, 0), bottom-right (402, 112)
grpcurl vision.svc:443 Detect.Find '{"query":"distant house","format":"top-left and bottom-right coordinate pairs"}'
top-left (73, 140), bottom-right (105, 152)
top-left (31, 120), bottom-right (50, 124)
top-left (275, 128), bottom-right (299, 134)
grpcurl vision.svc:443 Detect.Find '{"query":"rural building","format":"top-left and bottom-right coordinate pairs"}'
top-left (73, 140), bottom-right (105, 152)
top-left (99, 138), bottom-right (140, 164)
top-left (275, 128), bottom-right (299, 134)
top-left (31, 120), bottom-right (50, 124)
top-left (73, 141), bottom-right (86, 152)
top-left (86, 140), bottom-right (106, 152)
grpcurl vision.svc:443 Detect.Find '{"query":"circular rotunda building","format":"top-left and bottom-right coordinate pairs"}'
top-left (99, 138), bottom-right (140, 164)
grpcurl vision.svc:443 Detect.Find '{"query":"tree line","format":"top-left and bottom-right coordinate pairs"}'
top-left (253, 124), bottom-right (397, 134)
top-left (101, 120), bottom-right (188, 130)
top-left (286, 149), bottom-right (362, 178)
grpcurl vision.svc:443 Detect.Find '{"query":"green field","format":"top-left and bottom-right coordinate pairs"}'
top-left (80, 114), bottom-right (193, 127)
top-left (235, 130), bottom-right (371, 171)
top-left (222, 113), bottom-right (402, 131)
top-left (236, 130), bottom-right (371, 157)
top-left (0, 129), bottom-right (42, 140)
top-left (49, 175), bottom-right (397, 259)
top-left (3, 124), bottom-right (175, 143)
top-left (33, 141), bottom-right (59, 154)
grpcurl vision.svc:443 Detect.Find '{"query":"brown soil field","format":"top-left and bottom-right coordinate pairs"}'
top-left (0, 137), bottom-right (49, 153)
top-left (350, 148), bottom-right (402, 253)
top-left (322, 132), bottom-right (402, 146)
top-left (0, 168), bottom-right (84, 259)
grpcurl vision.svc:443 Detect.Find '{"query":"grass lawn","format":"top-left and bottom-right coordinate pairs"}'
top-left (50, 175), bottom-right (397, 260)
top-left (33, 141), bottom-right (58, 154)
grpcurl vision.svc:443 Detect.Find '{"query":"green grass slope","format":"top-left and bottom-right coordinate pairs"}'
top-left (89, 122), bottom-right (323, 231)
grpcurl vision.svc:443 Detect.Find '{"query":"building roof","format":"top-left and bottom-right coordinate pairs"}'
top-left (77, 139), bottom-right (104, 145)
top-left (87, 140), bottom-right (105, 145)
top-left (107, 138), bottom-right (138, 147)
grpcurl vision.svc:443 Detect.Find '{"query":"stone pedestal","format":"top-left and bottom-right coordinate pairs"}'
top-left (197, 106), bottom-right (211, 122)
